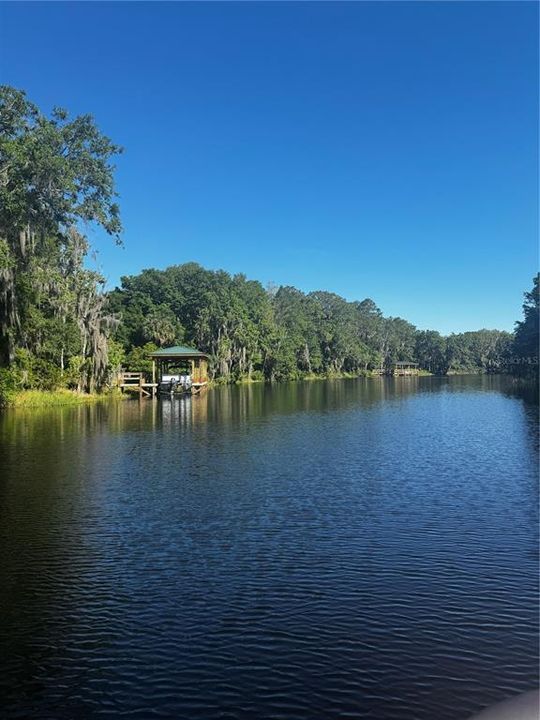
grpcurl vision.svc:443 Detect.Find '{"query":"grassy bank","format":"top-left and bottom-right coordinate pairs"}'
top-left (3, 389), bottom-right (118, 409)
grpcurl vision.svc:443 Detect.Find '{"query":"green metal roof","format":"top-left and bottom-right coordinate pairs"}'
top-left (149, 345), bottom-right (208, 358)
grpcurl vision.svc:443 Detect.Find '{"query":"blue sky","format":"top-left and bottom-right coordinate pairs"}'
top-left (1, 2), bottom-right (538, 334)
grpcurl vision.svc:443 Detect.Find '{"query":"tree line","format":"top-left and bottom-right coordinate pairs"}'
top-left (0, 86), bottom-right (537, 399)
top-left (108, 263), bottom-right (523, 382)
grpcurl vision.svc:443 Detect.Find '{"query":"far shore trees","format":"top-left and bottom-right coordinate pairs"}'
top-left (108, 262), bottom-right (518, 383)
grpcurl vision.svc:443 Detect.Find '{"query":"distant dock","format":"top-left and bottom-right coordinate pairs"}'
top-left (372, 362), bottom-right (420, 377)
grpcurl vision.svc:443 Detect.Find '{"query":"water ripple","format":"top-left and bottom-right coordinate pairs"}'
top-left (0, 377), bottom-right (538, 719)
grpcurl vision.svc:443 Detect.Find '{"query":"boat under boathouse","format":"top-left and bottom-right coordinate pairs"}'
top-left (149, 345), bottom-right (209, 395)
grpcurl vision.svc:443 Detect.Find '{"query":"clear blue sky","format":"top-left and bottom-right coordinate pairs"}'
top-left (1, 2), bottom-right (538, 334)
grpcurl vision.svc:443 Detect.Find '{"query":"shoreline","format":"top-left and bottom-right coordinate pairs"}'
top-left (2, 371), bottom-right (531, 409)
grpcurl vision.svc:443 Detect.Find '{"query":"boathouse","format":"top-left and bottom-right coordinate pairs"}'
top-left (149, 345), bottom-right (209, 394)
top-left (392, 361), bottom-right (419, 376)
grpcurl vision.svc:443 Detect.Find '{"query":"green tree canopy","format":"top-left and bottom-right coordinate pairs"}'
top-left (0, 86), bottom-right (122, 391)
top-left (514, 274), bottom-right (539, 362)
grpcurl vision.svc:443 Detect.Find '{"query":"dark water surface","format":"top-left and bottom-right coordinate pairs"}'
top-left (1, 376), bottom-right (538, 719)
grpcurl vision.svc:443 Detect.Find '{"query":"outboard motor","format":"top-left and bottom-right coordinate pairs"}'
top-left (180, 374), bottom-right (192, 390)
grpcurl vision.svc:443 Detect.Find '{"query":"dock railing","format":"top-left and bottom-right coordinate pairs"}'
top-left (119, 372), bottom-right (157, 398)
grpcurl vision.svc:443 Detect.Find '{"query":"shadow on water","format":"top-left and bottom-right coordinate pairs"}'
top-left (0, 376), bottom-right (538, 720)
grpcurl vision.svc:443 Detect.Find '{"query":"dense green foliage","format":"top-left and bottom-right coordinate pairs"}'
top-left (512, 274), bottom-right (539, 376)
top-left (108, 264), bottom-right (414, 381)
top-left (0, 86), bottom-right (536, 402)
top-left (0, 86), bottom-right (123, 397)
top-left (108, 262), bottom-right (518, 382)
top-left (514, 274), bottom-right (539, 358)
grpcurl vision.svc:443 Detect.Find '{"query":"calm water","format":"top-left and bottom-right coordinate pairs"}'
top-left (0, 376), bottom-right (538, 720)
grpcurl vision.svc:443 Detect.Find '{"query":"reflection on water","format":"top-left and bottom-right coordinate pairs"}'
top-left (0, 376), bottom-right (538, 720)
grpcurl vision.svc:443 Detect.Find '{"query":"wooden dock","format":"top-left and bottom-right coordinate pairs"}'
top-left (119, 372), bottom-right (158, 398)
top-left (371, 364), bottom-right (419, 377)
top-left (119, 372), bottom-right (207, 398)
top-left (120, 346), bottom-right (210, 400)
